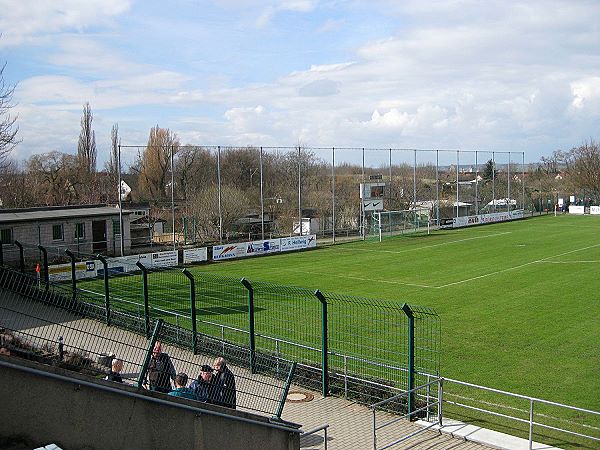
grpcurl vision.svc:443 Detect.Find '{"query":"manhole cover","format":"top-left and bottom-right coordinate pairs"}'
top-left (286, 391), bottom-right (314, 403)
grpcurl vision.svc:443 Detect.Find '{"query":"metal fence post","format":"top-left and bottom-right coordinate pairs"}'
top-left (529, 399), bottom-right (534, 450)
top-left (273, 362), bottom-right (297, 420)
top-left (137, 319), bottom-right (164, 389)
top-left (402, 303), bottom-right (415, 420)
top-left (37, 245), bottom-right (49, 290)
top-left (315, 290), bottom-right (329, 397)
top-left (182, 269), bottom-right (197, 354)
top-left (14, 240), bottom-right (24, 273)
top-left (0, 241), bottom-right (4, 266)
top-left (241, 278), bottom-right (256, 373)
top-left (438, 378), bottom-right (444, 426)
top-left (97, 255), bottom-right (111, 326)
top-left (136, 261), bottom-right (150, 338)
top-left (65, 249), bottom-right (77, 304)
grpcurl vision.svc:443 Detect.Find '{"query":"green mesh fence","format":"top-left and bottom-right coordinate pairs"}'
top-left (1, 244), bottom-right (441, 410)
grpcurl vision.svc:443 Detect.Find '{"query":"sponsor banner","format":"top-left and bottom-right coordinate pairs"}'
top-left (151, 250), bottom-right (178, 268)
top-left (451, 210), bottom-right (523, 228)
top-left (590, 206), bottom-right (600, 215)
top-left (49, 260), bottom-right (97, 282)
top-left (212, 243), bottom-right (247, 261)
top-left (183, 247), bottom-right (208, 264)
top-left (569, 205), bottom-right (585, 215)
top-left (280, 234), bottom-right (317, 252)
top-left (244, 239), bottom-right (281, 257)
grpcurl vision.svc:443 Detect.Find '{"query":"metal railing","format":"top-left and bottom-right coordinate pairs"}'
top-left (370, 376), bottom-right (600, 450)
top-left (300, 424), bottom-right (330, 450)
top-left (370, 377), bottom-right (442, 450)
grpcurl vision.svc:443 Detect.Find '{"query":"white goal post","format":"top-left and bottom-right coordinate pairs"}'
top-left (371, 208), bottom-right (431, 242)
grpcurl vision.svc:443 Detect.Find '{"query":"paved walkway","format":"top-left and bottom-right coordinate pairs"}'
top-left (0, 289), bottom-right (498, 449)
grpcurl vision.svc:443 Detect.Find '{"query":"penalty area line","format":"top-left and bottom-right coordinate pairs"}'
top-left (436, 242), bottom-right (600, 288)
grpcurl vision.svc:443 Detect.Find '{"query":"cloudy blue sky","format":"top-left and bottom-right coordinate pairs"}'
top-left (1, 0), bottom-right (599, 167)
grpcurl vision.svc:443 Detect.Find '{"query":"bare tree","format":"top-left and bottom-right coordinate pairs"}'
top-left (136, 125), bottom-right (179, 201)
top-left (0, 63), bottom-right (20, 168)
top-left (27, 151), bottom-right (80, 205)
top-left (567, 140), bottom-right (600, 200)
top-left (77, 102), bottom-right (97, 174)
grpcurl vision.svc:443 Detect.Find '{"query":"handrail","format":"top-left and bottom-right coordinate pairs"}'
top-left (301, 423), bottom-right (329, 450)
top-left (370, 377), bottom-right (441, 409)
top-left (443, 377), bottom-right (600, 416)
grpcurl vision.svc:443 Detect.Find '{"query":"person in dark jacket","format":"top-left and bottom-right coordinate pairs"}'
top-left (105, 358), bottom-right (124, 383)
top-left (190, 364), bottom-right (218, 403)
top-left (145, 341), bottom-right (176, 393)
top-left (213, 357), bottom-right (236, 408)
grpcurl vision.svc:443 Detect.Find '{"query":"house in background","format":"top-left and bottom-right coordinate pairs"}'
top-left (0, 205), bottom-right (133, 263)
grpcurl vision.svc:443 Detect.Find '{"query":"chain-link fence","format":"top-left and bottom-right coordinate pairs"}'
top-left (0, 266), bottom-right (297, 418)
top-left (119, 144), bottom-right (527, 246)
top-left (1, 245), bottom-right (441, 414)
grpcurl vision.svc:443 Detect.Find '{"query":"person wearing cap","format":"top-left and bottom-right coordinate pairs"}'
top-left (168, 373), bottom-right (196, 400)
top-left (190, 364), bottom-right (218, 404)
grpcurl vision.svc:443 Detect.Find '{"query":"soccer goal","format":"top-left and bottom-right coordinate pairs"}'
top-left (370, 208), bottom-right (431, 242)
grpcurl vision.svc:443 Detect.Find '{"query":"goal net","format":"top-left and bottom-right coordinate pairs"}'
top-left (370, 208), bottom-right (431, 242)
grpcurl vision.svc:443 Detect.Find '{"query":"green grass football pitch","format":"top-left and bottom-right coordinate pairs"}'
top-left (80, 214), bottom-right (600, 413)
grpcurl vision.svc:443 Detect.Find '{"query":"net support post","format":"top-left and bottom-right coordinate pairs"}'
top-left (0, 240), bottom-right (4, 266)
top-left (241, 278), bottom-right (256, 373)
top-left (64, 249), bottom-right (77, 305)
top-left (96, 255), bottom-right (111, 326)
top-left (274, 361), bottom-right (297, 420)
top-left (402, 303), bottom-right (415, 420)
top-left (14, 240), bottom-right (24, 273)
top-left (137, 319), bottom-right (164, 389)
top-left (136, 261), bottom-right (150, 338)
top-left (182, 269), bottom-right (198, 354)
top-left (314, 290), bottom-right (329, 397)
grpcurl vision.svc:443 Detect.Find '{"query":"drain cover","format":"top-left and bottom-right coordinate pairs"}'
top-left (286, 391), bottom-right (314, 403)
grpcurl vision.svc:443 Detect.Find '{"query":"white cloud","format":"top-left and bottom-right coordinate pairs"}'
top-left (0, 0), bottom-right (132, 48)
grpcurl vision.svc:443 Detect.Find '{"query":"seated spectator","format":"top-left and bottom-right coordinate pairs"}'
top-left (168, 373), bottom-right (197, 400)
top-left (105, 358), bottom-right (124, 383)
top-left (190, 365), bottom-right (218, 404)
top-left (0, 347), bottom-right (10, 356)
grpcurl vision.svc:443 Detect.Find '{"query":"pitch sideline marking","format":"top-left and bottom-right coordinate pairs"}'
top-left (436, 242), bottom-right (600, 288)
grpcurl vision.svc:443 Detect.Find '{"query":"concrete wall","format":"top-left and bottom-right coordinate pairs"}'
top-left (0, 358), bottom-right (300, 450)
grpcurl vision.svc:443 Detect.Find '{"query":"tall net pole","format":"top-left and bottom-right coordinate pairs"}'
top-left (332, 147), bottom-right (336, 244)
top-left (259, 147), bottom-right (265, 240)
top-left (217, 146), bottom-right (223, 243)
top-left (117, 143), bottom-right (124, 256)
top-left (298, 146), bottom-right (302, 236)
top-left (171, 144), bottom-right (176, 249)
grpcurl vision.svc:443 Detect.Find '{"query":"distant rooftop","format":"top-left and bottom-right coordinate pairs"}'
top-left (0, 204), bottom-right (132, 224)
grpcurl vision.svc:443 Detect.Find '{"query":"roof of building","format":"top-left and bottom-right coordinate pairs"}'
top-left (0, 205), bottom-right (133, 224)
